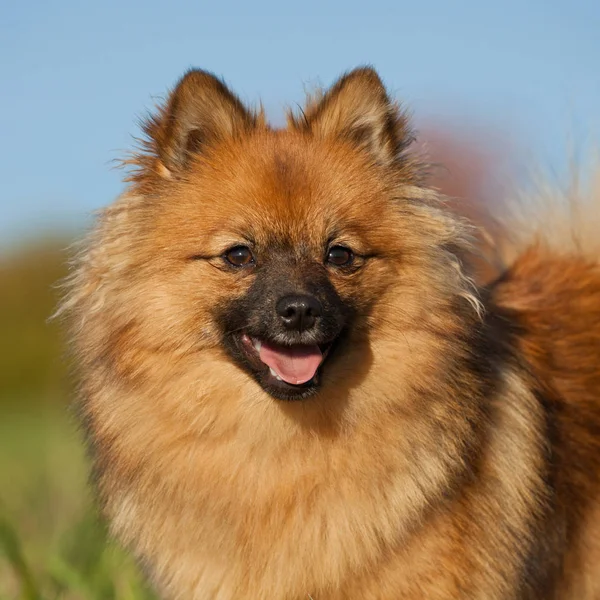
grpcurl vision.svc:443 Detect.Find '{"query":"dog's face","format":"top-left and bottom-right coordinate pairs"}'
top-left (98, 68), bottom-right (474, 403)
top-left (143, 133), bottom-right (410, 401)
top-left (214, 227), bottom-right (354, 400)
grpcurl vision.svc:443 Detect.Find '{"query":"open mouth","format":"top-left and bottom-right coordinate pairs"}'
top-left (236, 333), bottom-right (336, 398)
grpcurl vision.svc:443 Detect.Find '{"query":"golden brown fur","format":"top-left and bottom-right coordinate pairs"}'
top-left (59, 67), bottom-right (600, 598)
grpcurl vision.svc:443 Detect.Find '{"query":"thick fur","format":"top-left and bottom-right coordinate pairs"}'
top-left (58, 67), bottom-right (600, 599)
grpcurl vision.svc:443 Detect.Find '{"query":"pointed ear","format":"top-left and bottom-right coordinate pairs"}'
top-left (140, 69), bottom-right (260, 177)
top-left (290, 67), bottom-right (414, 165)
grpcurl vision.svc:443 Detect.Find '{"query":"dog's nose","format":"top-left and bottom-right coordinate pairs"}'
top-left (276, 294), bottom-right (323, 332)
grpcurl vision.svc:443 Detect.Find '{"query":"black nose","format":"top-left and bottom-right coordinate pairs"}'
top-left (276, 294), bottom-right (323, 331)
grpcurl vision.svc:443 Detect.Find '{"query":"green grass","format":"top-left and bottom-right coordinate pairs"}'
top-left (0, 407), bottom-right (157, 600)
top-left (0, 239), bottom-right (156, 597)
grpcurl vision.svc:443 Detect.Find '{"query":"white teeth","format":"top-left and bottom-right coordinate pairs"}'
top-left (269, 367), bottom-right (282, 381)
top-left (252, 339), bottom-right (262, 352)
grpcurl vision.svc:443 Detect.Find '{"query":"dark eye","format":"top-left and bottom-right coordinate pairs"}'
top-left (326, 246), bottom-right (354, 267)
top-left (224, 245), bottom-right (254, 267)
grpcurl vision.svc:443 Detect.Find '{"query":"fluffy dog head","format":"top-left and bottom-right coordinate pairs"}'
top-left (64, 68), bottom-right (478, 405)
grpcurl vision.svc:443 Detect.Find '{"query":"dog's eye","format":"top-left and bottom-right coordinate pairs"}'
top-left (326, 246), bottom-right (354, 267)
top-left (224, 246), bottom-right (254, 267)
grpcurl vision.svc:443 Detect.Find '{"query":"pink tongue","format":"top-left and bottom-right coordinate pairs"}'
top-left (259, 341), bottom-right (323, 385)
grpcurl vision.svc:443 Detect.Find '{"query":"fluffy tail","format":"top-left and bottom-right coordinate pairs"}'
top-left (492, 155), bottom-right (600, 268)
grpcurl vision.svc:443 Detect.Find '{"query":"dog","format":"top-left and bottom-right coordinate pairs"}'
top-left (59, 67), bottom-right (600, 598)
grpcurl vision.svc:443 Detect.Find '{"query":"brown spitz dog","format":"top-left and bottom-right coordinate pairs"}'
top-left (59, 67), bottom-right (600, 598)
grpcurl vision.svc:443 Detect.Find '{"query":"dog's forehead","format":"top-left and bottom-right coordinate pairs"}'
top-left (170, 132), bottom-right (395, 250)
top-left (248, 136), bottom-right (380, 205)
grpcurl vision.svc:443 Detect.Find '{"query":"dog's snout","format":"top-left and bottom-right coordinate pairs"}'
top-left (276, 294), bottom-right (323, 332)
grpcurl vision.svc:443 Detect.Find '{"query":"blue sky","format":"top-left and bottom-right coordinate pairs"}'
top-left (1, 0), bottom-right (599, 246)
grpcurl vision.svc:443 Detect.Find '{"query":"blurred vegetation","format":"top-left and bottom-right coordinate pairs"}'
top-left (0, 237), bottom-right (156, 599)
top-left (0, 239), bottom-right (70, 407)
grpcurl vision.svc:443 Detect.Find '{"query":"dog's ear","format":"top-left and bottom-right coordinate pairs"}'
top-left (291, 67), bottom-right (413, 166)
top-left (139, 69), bottom-right (260, 178)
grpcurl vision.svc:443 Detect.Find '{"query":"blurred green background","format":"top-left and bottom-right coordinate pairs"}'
top-left (0, 237), bottom-right (157, 599)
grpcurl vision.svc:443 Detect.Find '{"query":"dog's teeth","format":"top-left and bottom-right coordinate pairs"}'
top-left (253, 339), bottom-right (262, 352)
top-left (269, 367), bottom-right (282, 381)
